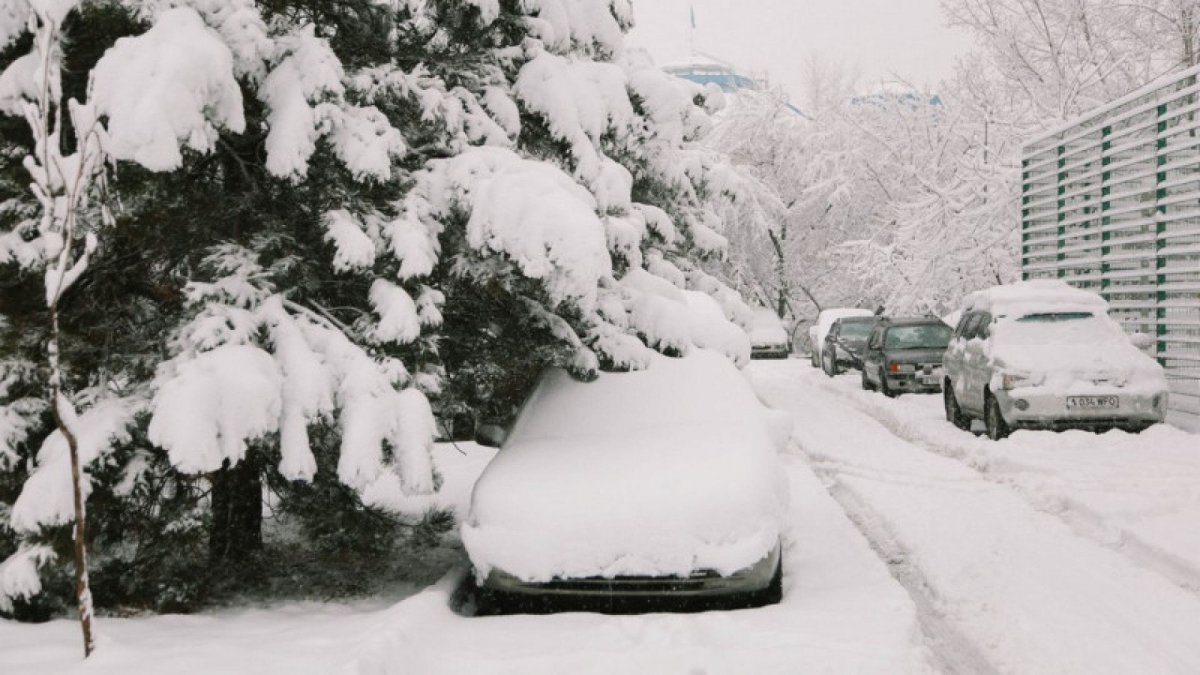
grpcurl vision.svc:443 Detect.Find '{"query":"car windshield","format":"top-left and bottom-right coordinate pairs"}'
top-left (839, 321), bottom-right (875, 338)
top-left (997, 311), bottom-right (1125, 345)
top-left (885, 324), bottom-right (952, 350)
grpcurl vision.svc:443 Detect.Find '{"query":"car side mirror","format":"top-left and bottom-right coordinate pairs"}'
top-left (474, 423), bottom-right (509, 448)
top-left (1130, 332), bottom-right (1155, 349)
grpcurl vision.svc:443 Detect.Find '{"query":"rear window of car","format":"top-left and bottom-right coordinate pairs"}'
top-left (885, 324), bottom-right (953, 350)
top-left (839, 321), bottom-right (875, 338)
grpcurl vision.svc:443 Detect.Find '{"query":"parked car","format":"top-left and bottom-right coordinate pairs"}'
top-left (942, 281), bottom-right (1168, 440)
top-left (463, 350), bottom-right (791, 614)
top-left (749, 307), bottom-right (791, 359)
top-left (860, 317), bottom-right (953, 397)
top-left (809, 308), bottom-right (873, 369)
top-left (822, 316), bottom-right (880, 375)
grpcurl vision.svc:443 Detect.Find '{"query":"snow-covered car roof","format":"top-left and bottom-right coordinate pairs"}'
top-left (461, 350), bottom-right (789, 583)
top-left (817, 308), bottom-right (874, 331)
top-left (960, 280), bottom-right (1108, 319)
top-left (749, 307), bottom-right (788, 345)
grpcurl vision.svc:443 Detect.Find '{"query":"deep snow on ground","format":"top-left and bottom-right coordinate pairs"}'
top-left (8, 357), bottom-right (1200, 674)
top-left (750, 359), bottom-right (1200, 673)
top-left (810, 365), bottom-right (1200, 593)
top-left (1, 424), bottom-right (929, 674)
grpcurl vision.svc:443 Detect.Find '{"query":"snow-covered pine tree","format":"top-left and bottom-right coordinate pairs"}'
top-left (0, 0), bottom-right (759, 629)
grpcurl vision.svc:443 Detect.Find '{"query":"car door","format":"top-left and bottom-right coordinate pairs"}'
top-left (824, 321), bottom-right (840, 365)
top-left (944, 313), bottom-right (972, 390)
top-left (962, 312), bottom-right (992, 413)
top-left (863, 325), bottom-right (886, 384)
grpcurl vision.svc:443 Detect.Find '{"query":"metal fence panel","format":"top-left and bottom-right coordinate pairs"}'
top-left (1022, 66), bottom-right (1200, 431)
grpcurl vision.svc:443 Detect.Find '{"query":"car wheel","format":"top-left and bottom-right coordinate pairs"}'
top-left (944, 384), bottom-right (969, 430)
top-left (984, 393), bottom-right (1011, 440)
top-left (823, 351), bottom-right (839, 377)
top-left (880, 370), bottom-right (897, 398)
top-left (861, 367), bottom-right (875, 391)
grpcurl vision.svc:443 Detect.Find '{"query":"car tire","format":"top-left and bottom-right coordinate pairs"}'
top-left (880, 370), bottom-right (897, 398)
top-left (823, 351), bottom-right (839, 377)
top-left (861, 367), bottom-right (875, 391)
top-left (944, 384), bottom-right (969, 430)
top-left (984, 393), bottom-right (1011, 440)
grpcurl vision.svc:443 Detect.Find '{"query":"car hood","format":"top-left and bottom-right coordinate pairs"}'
top-left (994, 342), bottom-right (1167, 393)
top-left (461, 423), bottom-right (788, 583)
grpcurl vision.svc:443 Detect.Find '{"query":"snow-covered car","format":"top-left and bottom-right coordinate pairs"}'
top-left (821, 316), bottom-right (880, 375)
top-left (942, 281), bottom-right (1169, 440)
top-left (808, 308), bottom-right (873, 369)
top-left (749, 307), bottom-right (791, 359)
top-left (462, 350), bottom-right (791, 613)
top-left (860, 317), bottom-right (952, 396)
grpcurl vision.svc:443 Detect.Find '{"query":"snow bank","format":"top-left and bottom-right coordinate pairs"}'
top-left (462, 350), bottom-right (788, 581)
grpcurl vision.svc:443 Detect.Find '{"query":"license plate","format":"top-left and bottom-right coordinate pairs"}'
top-left (1066, 396), bottom-right (1119, 410)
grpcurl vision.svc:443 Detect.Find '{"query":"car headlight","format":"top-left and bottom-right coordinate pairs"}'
top-left (1001, 371), bottom-right (1041, 390)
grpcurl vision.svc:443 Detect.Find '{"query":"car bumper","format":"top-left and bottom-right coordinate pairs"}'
top-left (752, 345), bottom-right (791, 359)
top-left (475, 545), bottom-right (781, 613)
top-left (996, 389), bottom-right (1166, 430)
top-left (884, 371), bottom-right (944, 393)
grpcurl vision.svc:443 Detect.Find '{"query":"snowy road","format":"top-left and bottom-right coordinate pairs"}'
top-left (749, 359), bottom-right (1200, 674)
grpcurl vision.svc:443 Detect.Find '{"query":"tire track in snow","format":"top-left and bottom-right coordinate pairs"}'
top-left (793, 441), bottom-right (999, 675)
top-left (810, 370), bottom-right (1200, 599)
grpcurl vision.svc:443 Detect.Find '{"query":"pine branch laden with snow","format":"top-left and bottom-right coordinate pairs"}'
top-left (149, 247), bottom-right (437, 500)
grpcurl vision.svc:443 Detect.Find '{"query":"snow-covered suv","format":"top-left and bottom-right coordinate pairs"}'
top-left (942, 281), bottom-right (1168, 440)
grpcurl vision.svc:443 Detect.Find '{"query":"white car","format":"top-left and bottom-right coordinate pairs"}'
top-left (809, 308), bottom-right (873, 369)
top-left (462, 350), bottom-right (791, 613)
top-left (942, 281), bottom-right (1168, 440)
top-left (749, 307), bottom-right (791, 359)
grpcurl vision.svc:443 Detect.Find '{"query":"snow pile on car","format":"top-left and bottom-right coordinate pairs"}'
top-left (958, 280), bottom-right (1166, 396)
top-left (749, 307), bottom-right (789, 346)
top-left (960, 279), bottom-right (1108, 318)
top-left (461, 350), bottom-right (789, 582)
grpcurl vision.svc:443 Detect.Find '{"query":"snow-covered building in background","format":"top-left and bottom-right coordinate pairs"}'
top-left (1021, 65), bottom-right (1200, 431)
top-left (664, 53), bottom-right (808, 118)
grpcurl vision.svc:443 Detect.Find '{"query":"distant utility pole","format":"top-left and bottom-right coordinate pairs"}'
top-left (689, 4), bottom-right (696, 55)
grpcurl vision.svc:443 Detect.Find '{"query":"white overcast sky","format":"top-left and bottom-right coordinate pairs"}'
top-left (627, 0), bottom-right (976, 100)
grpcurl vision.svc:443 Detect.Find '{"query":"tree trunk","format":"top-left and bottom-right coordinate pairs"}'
top-left (49, 309), bottom-right (94, 657)
top-left (209, 451), bottom-right (263, 567)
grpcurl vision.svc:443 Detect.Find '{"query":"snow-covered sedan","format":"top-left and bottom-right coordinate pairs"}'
top-left (943, 281), bottom-right (1169, 440)
top-left (462, 350), bottom-right (791, 613)
top-left (809, 308), bottom-right (873, 370)
top-left (749, 306), bottom-right (791, 359)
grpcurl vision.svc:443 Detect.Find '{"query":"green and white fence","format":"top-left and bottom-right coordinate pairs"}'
top-left (1022, 66), bottom-right (1200, 431)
